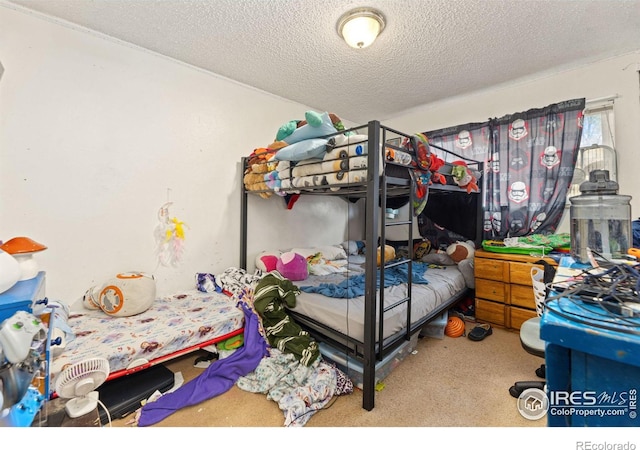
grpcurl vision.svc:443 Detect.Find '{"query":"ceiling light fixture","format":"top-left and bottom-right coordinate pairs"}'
top-left (337, 7), bottom-right (386, 49)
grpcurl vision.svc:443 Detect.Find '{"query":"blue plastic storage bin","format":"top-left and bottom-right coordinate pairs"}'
top-left (541, 296), bottom-right (640, 427)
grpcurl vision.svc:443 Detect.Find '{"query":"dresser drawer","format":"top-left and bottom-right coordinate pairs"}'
top-left (475, 278), bottom-right (507, 303)
top-left (474, 258), bottom-right (508, 281)
top-left (510, 283), bottom-right (536, 309)
top-left (475, 299), bottom-right (506, 326)
top-left (509, 261), bottom-right (538, 286)
top-left (509, 306), bottom-right (538, 330)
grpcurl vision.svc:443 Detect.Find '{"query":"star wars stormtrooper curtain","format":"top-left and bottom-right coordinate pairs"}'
top-left (423, 98), bottom-right (585, 240)
top-left (488, 99), bottom-right (585, 238)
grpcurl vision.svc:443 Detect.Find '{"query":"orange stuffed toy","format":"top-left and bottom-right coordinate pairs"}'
top-left (451, 160), bottom-right (479, 193)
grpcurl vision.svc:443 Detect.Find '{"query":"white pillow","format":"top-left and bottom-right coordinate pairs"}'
top-left (290, 245), bottom-right (347, 261)
top-left (273, 138), bottom-right (329, 161)
top-left (421, 252), bottom-right (455, 265)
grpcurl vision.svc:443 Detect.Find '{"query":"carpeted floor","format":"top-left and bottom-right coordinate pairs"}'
top-left (109, 320), bottom-right (546, 428)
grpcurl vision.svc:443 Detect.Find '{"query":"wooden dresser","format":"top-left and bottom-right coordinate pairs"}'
top-left (474, 249), bottom-right (557, 330)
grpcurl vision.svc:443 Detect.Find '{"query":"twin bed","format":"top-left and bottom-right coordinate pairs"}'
top-left (47, 290), bottom-right (245, 398)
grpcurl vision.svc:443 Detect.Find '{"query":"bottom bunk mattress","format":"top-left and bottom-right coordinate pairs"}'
top-left (47, 289), bottom-right (244, 395)
top-left (289, 258), bottom-right (466, 345)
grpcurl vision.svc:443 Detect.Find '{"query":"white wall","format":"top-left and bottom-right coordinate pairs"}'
top-left (386, 52), bottom-right (640, 233)
top-left (0, 6), bottom-right (354, 305)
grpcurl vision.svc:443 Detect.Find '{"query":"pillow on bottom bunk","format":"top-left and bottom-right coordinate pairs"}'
top-left (458, 259), bottom-right (475, 289)
top-left (419, 250), bottom-right (474, 289)
top-left (256, 250), bottom-right (282, 272)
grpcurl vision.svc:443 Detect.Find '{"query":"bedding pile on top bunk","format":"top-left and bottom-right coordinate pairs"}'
top-left (277, 133), bottom-right (374, 191)
top-left (243, 111), bottom-right (483, 221)
top-left (243, 111), bottom-right (379, 196)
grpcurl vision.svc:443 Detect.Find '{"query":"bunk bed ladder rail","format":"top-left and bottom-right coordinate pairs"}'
top-left (240, 156), bottom-right (249, 270)
top-left (362, 121), bottom-right (416, 411)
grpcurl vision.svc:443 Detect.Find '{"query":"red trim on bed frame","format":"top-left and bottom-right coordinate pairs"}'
top-left (105, 327), bottom-right (245, 381)
top-left (49, 327), bottom-right (245, 400)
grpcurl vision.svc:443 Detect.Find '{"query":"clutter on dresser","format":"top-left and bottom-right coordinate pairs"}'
top-left (481, 233), bottom-right (570, 257)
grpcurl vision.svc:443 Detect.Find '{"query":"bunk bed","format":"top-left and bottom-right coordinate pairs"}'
top-left (240, 120), bottom-right (483, 411)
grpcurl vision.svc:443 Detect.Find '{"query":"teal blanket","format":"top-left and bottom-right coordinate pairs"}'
top-left (300, 262), bottom-right (430, 299)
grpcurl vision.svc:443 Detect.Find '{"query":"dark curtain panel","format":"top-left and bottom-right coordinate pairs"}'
top-left (422, 98), bottom-right (585, 240)
top-left (488, 99), bottom-right (585, 238)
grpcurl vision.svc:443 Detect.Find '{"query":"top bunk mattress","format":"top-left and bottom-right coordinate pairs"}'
top-left (48, 290), bottom-right (244, 393)
top-left (288, 257), bottom-right (466, 344)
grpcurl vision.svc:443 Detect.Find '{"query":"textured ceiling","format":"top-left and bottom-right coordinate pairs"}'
top-left (3, 0), bottom-right (640, 122)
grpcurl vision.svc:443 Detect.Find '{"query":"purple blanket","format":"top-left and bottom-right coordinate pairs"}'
top-left (137, 302), bottom-right (268, 426)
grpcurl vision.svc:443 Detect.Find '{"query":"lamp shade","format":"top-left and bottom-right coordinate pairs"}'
top-left (338, 8), bottom-right (385, 49)
top-left (0, 237), bottom-right (47, 281)
top-left (0, 236), bottom-right (47, 254)
top-left (0, 250), bottom-right (21, 293)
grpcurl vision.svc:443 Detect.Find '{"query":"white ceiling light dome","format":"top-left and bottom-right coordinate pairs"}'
top-left (337, 8), bottom-right (386, 49)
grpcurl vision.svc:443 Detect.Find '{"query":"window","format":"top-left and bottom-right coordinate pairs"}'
top-left (581, 102), bottom-right (615, 147)
top-left (568, 102), bottom-right (616, 199)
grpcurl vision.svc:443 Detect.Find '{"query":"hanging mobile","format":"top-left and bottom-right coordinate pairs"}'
top-left (154, 201), bottom-right (187, 267)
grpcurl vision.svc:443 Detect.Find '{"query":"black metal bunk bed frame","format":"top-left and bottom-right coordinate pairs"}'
top-left (240, 120), bottom-right (483, 411)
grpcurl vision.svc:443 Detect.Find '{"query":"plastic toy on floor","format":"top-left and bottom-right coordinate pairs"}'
top-left (444, 316), bottom-right (466, 338)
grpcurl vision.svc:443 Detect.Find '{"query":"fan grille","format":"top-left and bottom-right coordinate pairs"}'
top-left (55, 357), bottom-right (110, 399)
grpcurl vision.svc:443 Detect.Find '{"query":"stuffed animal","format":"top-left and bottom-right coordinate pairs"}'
top-left (83, 272), bottom-right (156, 317)
top-left (445, 240), bottom-right (476, 289)
top-left (274, 111), bottom-right (345, 144)
top-left (377, 245), bottom-right (396, 266)
top-left (413, 239), bottom-right (432, 260)
top-left (451, 160), bottom-right (480, 193)
top-left (255, 250), bottom-right (282, 272)
top-left (446, 240), bottom-right (475, 264)
top-left (276, 251), bottom-right (308, 281)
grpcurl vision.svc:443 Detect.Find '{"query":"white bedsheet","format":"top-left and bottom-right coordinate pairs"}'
top-left (49, 290), bottom-right (244, 393)
top-left (289, 264), bottom-right (465, 343)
